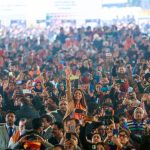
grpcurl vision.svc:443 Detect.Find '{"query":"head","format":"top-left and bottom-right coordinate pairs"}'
top-left (118, 66), bottom-right (126, 74)
top-left (54, 144), bottom-right (65, 150)
top-left (59, 83), bottom-right (65, 91)
top-left (32, 118), bottom-right (44, 133)
top-left (59, 100), bottom-right (67, 114)
top-left (64, 132), bottom-right (78, 150)
top-left (52, 122), bottom-right (64, 138)
top-left (119, 115), bottom-right (127, 126)
top-left (133, 107), bottom-right (144, 121)
top-left (41, 115), bottom-right (53, 129)
top-left (5, 111), bottom-right (16, 126)
top-left (118, 129), bottom-right (130, 145)
top-left (35, 82), bottom-right (42, 90)
top-left (92, 133), bottom-right (101, 144)
top-left (73, 89), bottom-right (87, 108)
top-left (97, 142), bottom-right (105, 150)
top-left (19, 118), bottom-right (27, 132)
top-left (97, 125), bottom-right (106, 135)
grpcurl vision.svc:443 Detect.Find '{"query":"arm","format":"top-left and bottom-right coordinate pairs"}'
top-left (66, 78), bottom-right (73, 103)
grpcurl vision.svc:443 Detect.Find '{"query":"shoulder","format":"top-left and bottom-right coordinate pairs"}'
top-left (0, 124), bottom-right (6, 129)
top-left (50, 110), bottom-right (59, 114)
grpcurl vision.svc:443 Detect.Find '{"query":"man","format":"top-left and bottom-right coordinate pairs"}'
top-left (127, 107), bottom-right (147, 149)
top-left (48, 122), bottom-right (64, 145)
top-left (127, 107), bottom-right (146, 136)
top-left (0, 111), bottom-right (18, 149)
top-left (112, 129), bottom-right (135, 150)
top-left (49, 99), bottom-right (67, 123)
top-left (12, 118), bottom-right (54, 150)
top-left (41, 115), bottom-right (53, 140)
top-left (8, 118), bottom-right (27, 149)
top-left (64, 132), bottom-right (81, 150)
top-left (15, 97), bottom-right (39, 124)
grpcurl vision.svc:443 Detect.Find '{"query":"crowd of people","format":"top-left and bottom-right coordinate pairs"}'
top-left (0, 24), bottom-right (150, 150)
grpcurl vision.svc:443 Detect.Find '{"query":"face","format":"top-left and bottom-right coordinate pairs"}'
top-left (42, 118), bottom-right (50, 129)
top-left (97, 144), bottom-right (105, 150)
top-left (59, 101), bottom-right (67, 113)
top-left (118, 66), bottom-right (126, 74)
top-left (52, 125), bottom-right (61, 137)
top-left (9, 83), bottom-right (15, 90)
top-left (74, 90), bottom-right (83, 102)
top-left (64, 139), bottom-right (76, 150)
top-left (64, 135), bottom-right (78, 150)
top-left (92, 134), bottom-right (101, 143)
top-left (5, 113), bottom-right (16, 126)
top-left (134, 108), bottom-right (144, 120)
top-left (119, 116), bottom-right (127, 125)
top-left (36, 83), bottom-right (42, 90)
top-left (119, 131), bottom-right (129, 145)
top-left (54, 147), bottom-right (64, 150)
top-left (98, 125), bottom-right (105, 135)
top-left (59, 83), bottom-right (64, 91)
top-left (19, 120), bottom-right (26, 132)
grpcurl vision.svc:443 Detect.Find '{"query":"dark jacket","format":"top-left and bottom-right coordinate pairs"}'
top-left (15, 104), bottom-right (39, 124)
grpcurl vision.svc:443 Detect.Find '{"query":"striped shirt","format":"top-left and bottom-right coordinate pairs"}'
top-left (127, 119), bottom-right (146, 136)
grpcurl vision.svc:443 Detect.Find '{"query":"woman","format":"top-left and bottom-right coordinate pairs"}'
top-left (33, 82), bottom-right (43, 93)
top-left (64, 67), bottom-right (87, 121)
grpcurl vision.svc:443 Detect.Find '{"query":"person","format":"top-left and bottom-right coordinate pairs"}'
top-left (8, 118), bottom-right (27, 149)
top-left (15, 97), bottom-right (40, 124)
top-left (50, 98), bottom-right (67, 123)
top-left (53, 144), bottom-right (65, 150)
top-left (64, 132), bottom-right (81, 150)
top-left (127, 107), bottom-right (146, 136)
top-left (0, 111), bottom-right (19, 149)
top-left (48, 122), bottom-right (64, 145)
top-left (11, 117), bottom-right (54, 150)
top-left (87, 133), bottom-right (102, 150)
top-left (112, 129), bottom-right (135, 150)
top-left (97, 142), bottom-right (105, 150)
top-left (41, 114), bottom-right (53, 140)
top-left (64, 67), bottom-right (87, 122)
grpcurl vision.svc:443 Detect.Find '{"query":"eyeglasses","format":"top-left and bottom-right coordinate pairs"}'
top-left (119, 134), bottom-right (127, 138)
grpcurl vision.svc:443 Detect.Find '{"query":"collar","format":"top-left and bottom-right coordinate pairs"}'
top-left (44, 125), bottom-right (51, 133)
top-left (5, 124), bottom-right (15, 130)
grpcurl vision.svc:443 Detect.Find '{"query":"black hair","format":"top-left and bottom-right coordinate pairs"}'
top-left (119, 129), bottom-right (130, 138)
top-left (32, 118), bottom-right (43, 130)
top-left (41, 114), bottom-right (53, 123)
top-left (6, 110), bottom-right (16, 115)
top-left (54, 144), bottom-right (65, 150)
top-left (53, 122), bottom-right (64, 130)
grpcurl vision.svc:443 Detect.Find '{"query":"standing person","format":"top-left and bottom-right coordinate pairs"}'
top-left (12, 118), bottom-right (54, 150)
top-left (48, 122), bottom-right (64, 145)
top-left (0, 111), bottom-right (19, 149)
top-left (50, 98), bottom-right (67, 123)
top-left (8, 118), bottom-right (27, 149)
top-left (15, 97), bottom-right (39, 124)
top-left (64, 67), bottom-right (87, 121)
top-left (41, 115), bottom-right (53, 140)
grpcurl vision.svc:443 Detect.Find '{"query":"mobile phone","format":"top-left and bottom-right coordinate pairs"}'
top-left (75, 109), bottom-right (84, 113)
top-left (113, 129), bottom-right (119, 136)
top-left (66, 133), bottom-right (71, 140)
